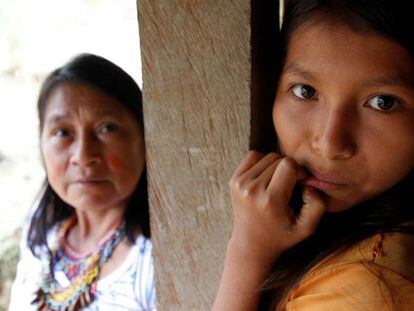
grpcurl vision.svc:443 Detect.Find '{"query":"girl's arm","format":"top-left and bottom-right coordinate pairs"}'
top-left (213, 151), bottom-right (327, 310)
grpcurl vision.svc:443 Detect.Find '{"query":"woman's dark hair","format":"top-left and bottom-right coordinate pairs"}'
top-left (28, 53), bottom-right (150, 257)
top-left (259, 0), bottom-right (414, 308)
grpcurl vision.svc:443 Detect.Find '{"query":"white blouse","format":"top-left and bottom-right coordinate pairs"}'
top-left (9, 219), bottom-right (156, 311)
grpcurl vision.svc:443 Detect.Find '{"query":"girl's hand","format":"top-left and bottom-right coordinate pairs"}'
top-left (228, 150), bottom-right (328, 267)
top-left (213, 151), bottom-right (327, 310)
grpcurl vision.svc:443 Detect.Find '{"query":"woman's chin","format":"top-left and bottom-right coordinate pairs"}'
top-left (65, 197), bottom-right (116, 212)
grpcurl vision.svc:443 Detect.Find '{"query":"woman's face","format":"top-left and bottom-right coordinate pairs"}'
top-left (41, 83), bottom-right (145, 212)
top-left (273, 22), bottom-right (414, 212)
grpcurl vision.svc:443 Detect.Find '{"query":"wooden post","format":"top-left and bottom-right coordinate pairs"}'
top-left (138, 1), bottom-right (279, 309)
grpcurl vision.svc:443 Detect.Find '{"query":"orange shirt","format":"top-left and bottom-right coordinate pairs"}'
top-left (282, 233), bottom-right (414, 310)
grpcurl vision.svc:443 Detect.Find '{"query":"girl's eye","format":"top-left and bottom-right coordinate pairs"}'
top-left (292, 84), bottom-right (317, 100)
top-left (367, 95), bottom-right (400, 112)
top-left (99, 123), bottom-right (118, 133)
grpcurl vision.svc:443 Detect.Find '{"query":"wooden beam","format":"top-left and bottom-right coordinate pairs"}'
top-left (138, 1), bottom-right (250, 309)
top-left (138, 0), bottom-right (280, 308)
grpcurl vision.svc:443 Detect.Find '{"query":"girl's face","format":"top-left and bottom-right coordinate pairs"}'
top-left (41, 83), bottom-right (145, 212)
top-left (273, 22), bottom-right (414, 212)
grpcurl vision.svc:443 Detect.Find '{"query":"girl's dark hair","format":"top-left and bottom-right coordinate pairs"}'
top-left (260, 0), bottom-right (414, 308)
top-left (28, 53), bottom-right (150, 257)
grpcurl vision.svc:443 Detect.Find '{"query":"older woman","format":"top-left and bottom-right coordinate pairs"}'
top-left (10, 54), bottom-right (155, 311)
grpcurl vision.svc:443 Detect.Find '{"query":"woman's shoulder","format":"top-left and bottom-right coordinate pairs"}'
top-left (135, 233), bottom-right (153, 254)
top-left (97, 233), bottom-right (153, 285)
top-left (93, 234), bottom-right (155, 310)
top-left (283, 233), bottom-right (414, 310)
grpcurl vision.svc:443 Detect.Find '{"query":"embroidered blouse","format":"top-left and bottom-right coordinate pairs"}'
top-left (9, 219), bottom-right (156, 311)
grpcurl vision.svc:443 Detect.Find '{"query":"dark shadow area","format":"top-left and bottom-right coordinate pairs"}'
top-left (250, 0), bottom-right (281, 153)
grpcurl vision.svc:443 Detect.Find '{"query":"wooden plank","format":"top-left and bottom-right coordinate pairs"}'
top-left (138, 1), bottom-right (251, 309)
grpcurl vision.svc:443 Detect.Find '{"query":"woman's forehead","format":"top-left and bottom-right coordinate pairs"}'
top-left (44, 83), bottom-right (129, 121)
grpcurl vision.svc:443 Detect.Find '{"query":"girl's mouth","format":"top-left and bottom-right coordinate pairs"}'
top-left (301, 175), bottom-right (346, 192)
top-left (301, 168), bottom-right (348, 192)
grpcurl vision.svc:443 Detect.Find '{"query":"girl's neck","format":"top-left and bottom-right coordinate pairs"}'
top-left (68, 207), bottom-right (126, 253)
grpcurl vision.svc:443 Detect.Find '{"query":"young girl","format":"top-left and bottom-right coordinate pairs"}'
top-left (9, 54), bottom-right (155, 310)
top-left (214, 0), bottom-right (414, 309)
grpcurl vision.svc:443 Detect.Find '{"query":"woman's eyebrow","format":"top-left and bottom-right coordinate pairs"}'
top-left (45, 114), bottom-right (68, 124)
top-left (92, 109), bottom-right (124, 117)
top-left (45, 109), bottom-right (124, 123)
top-left (283, 62), bottom-right (317, 81)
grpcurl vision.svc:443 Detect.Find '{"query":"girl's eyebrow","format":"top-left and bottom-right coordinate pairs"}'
top-left (283, 62), bottom-right (317, 81)
top-left (283, 62), bottom-right (414, 89)
top-left (361, 76), bottom-right (414, 89)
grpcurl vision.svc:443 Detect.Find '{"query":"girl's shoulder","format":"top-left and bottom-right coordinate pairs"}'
top-left (283, 233), bottom-right (414, 310)
top-left (303, 231), bottom-right (414, 280)
top-left (367, 231), bottom-right (414, 282)
top-left (336, 231), bottom-right (414, 281)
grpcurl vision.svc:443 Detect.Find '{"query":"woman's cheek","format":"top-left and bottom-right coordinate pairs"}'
top-left (106, 155), bottom-right (125, 172)
top-left (45, 157), bottom-right (67, 193)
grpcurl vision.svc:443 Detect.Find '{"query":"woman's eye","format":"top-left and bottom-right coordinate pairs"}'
top-left (367, 95), bottom-right (400, 112)
top-left (100, 123), bottom-right (118, 133)
top-left (54, 129), bottom-right (70, 137)
top-left (292, 84), bottom-right (317, 100)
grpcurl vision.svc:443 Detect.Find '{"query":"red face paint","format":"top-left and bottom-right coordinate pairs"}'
top-left (106, 155), bottom-right (124, 171)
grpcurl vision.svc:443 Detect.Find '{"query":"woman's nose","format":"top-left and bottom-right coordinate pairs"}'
top-left (70, 132), bottom-right (101, 166)
top-left (311, 108), bottom-right (356, 160)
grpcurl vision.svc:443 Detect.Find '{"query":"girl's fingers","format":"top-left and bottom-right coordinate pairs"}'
top-left (232, 150), bottom-right (265, 178)
top-left (295, 186), bottom-right (327, 239)
top-left (240, 152), bottom-right (281, 181)
top-left (256, 158), bottom-right (283, 189)
top-left (267, 158), bottom-right (307, 203)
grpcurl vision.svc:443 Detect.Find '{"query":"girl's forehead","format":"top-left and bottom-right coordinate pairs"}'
top-left (283, 23), bottom-right (414, 86)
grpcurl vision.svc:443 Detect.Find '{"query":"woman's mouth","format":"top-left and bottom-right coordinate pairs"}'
top-left (72, 179), bottom-right (108, 187)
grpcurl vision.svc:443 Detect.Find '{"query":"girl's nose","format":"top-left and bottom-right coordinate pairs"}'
top-left (311, 108), bottom-right (356, 160)
top-left (70, 132), bottom-right (101, 167)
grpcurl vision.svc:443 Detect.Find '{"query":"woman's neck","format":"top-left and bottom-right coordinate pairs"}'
top-left (68, 207), bottom-right (126, 253)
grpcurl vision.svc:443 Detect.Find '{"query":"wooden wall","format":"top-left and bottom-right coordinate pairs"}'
top-left (138, 1), bottom-right (279, 309)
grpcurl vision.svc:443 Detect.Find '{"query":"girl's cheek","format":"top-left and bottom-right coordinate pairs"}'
top-left (274, 102), bottom-right (304, 156)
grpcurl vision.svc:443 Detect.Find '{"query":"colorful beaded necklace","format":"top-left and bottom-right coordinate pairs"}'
top-left (32, 216), bottom-right (126, 311)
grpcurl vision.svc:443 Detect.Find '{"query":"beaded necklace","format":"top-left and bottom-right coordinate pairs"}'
top-left (32, 216), bottom-right (126, 311)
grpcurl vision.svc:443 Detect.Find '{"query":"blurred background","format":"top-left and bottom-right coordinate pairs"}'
top-left (0, 0), bottom-right (141, 308)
